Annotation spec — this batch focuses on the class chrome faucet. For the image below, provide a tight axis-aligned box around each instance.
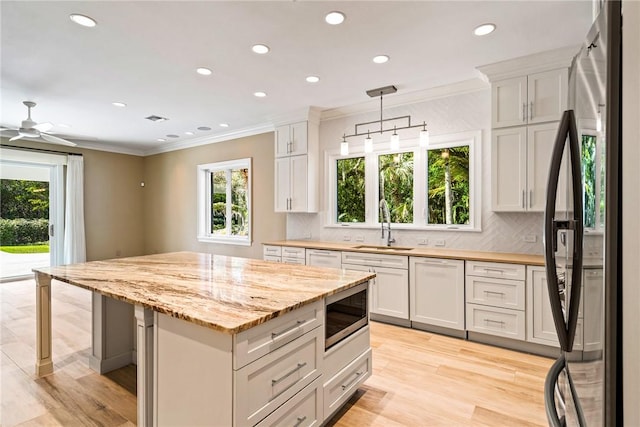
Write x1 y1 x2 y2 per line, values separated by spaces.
379 199 396 247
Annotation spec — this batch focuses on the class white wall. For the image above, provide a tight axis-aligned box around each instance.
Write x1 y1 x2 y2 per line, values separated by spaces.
287 88 567 255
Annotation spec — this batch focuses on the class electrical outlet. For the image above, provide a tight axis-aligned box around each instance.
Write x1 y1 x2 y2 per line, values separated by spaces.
343 235 352 242
523 234 537 243
418 238 429 245
434 239 445 247
355 235 365 242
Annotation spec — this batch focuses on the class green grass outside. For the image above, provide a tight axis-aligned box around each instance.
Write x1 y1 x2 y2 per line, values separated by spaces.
0 244 50 254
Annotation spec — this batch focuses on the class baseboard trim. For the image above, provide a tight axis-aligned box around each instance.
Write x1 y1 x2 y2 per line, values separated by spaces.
89 351 134 374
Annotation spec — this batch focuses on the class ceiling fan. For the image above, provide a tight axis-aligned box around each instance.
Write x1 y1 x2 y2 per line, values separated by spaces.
0 101 76 146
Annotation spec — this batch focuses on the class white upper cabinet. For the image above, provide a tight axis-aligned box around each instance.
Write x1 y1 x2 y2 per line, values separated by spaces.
275 121 308 157
492 122 566 212
274 119 319 213
492 68 568 128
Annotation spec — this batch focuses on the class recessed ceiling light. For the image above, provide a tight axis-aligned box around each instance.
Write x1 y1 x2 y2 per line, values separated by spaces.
157 138 166 142
252 44 270 54
325 11 345 25
373 55 389 64
198 126 212 131
474 23 496 36
57 123 71 128
185 131 195 135
254 91 267 98
306 76 320 83
196 67 212 76
219 123 229 128
112 102 126 107
70 14 97 27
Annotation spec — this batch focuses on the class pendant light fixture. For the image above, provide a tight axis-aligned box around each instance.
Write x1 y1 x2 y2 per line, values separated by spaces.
340 85 429 152
364 131 373 153
340 134 349 155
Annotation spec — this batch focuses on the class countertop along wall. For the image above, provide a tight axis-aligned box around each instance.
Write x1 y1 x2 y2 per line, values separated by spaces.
142 132 286 260
286 87 553 255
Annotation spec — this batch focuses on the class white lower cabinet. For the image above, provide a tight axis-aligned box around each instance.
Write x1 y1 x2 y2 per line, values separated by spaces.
305 249 341 269
341 253 409 321
526 266 560 346
465 261 526 340
409 257 465 330
323 348 372 419
255 377 322 427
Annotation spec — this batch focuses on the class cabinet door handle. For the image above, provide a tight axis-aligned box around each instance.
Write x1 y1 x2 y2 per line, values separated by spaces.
529 101 534 120
484 318 506 327
522 103 526 122
271 320 305 339
293 416 307 427
522 190 526 209
341 371 363 390
484 290 506 297
271 362 307 386
530 189 534 208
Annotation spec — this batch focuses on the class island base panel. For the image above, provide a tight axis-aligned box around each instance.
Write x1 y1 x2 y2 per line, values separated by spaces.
35 272 53 376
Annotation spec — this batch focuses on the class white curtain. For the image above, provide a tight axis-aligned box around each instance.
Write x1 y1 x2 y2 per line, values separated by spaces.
63 155 86 264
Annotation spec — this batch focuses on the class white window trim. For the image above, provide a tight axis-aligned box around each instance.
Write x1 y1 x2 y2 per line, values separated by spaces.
325 130 482 232
197 158 252 246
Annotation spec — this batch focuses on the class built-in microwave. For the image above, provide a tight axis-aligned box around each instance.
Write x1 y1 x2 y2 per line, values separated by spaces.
325 282 369 350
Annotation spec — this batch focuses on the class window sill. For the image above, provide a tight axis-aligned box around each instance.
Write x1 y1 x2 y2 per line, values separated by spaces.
197 236 252 246
324 223 482 233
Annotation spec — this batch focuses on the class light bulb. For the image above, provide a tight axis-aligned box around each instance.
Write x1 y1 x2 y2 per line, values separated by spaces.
390 130 400 150
420 129 430 147
340 140 349 156
364 135 373 153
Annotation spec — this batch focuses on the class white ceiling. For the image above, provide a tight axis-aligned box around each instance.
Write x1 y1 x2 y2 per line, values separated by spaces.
1 1 593 155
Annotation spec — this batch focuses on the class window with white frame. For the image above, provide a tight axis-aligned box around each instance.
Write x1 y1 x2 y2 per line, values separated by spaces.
197 158 251 245
327 131 481 231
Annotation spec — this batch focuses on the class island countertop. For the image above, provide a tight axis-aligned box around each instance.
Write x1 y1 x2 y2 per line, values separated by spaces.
33 251 375 334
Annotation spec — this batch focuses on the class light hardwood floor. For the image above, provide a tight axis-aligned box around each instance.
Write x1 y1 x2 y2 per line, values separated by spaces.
1 279 553 426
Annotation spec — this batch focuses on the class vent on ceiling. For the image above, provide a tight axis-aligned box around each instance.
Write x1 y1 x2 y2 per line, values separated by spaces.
145 115 169 122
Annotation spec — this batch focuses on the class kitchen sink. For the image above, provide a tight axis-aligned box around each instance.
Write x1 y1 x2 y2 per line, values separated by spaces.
353 245 414 252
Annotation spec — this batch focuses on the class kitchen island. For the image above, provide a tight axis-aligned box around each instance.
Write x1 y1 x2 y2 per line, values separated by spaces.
33 252 374 426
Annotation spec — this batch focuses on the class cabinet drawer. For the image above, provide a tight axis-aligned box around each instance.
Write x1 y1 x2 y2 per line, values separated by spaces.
282 257 306 265
306 249 342 269
466 304 525 340
465 276 525 311
264 255 282 263
254 377 322 427
466 261 526 281
342 251 408 269
264 245 282 257
234 300 322 369
323 348 372 419
234 327 322 427
282 246 306 259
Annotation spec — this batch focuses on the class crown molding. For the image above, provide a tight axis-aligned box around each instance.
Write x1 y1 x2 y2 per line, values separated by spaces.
476 45 580 82
73 140 146 156
319 79 488 122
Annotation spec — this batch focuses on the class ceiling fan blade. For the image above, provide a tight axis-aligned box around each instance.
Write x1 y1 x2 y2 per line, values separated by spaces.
34 122 53 132
41 133 77 147
9 135 25 142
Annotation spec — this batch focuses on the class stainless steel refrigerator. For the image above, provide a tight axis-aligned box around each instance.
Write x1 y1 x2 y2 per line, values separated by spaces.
543 1 622 426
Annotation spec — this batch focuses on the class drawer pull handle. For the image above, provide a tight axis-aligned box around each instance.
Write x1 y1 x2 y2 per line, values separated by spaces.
484 290 505 297
484 318 505 327
312 251 332 256
341 371 363 390
272 362 307 386
272 320 306 339
484 268 504 275
293 416 307 427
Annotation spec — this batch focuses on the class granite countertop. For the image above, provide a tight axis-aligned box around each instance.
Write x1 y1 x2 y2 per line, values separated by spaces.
33 252 374 334
263 240 546 266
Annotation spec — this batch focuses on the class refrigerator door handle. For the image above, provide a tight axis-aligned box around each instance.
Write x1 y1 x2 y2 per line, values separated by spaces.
543 110 584 352
545 356 587 427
